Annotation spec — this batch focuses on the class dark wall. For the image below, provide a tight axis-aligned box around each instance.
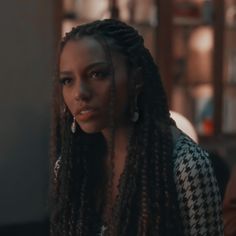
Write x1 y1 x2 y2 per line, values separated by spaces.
0 1 56 225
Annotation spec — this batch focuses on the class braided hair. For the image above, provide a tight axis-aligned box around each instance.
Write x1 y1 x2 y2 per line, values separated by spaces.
50 19 183 236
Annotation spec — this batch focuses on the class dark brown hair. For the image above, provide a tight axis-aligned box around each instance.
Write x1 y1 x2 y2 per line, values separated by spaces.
50 19 183 236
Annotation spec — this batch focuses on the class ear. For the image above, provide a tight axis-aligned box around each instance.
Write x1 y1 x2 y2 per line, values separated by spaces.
132 67 144 95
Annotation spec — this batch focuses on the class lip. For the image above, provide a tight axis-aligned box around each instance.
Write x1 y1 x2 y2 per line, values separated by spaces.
75 106 98 122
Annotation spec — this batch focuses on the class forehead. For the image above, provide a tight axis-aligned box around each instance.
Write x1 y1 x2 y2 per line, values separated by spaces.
60 36 107 66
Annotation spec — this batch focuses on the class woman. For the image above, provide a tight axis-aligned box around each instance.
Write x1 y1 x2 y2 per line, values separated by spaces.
50 19 223 236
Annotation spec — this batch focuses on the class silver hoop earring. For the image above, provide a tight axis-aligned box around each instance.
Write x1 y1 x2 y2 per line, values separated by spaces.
63 106 66 113
71 117 76 133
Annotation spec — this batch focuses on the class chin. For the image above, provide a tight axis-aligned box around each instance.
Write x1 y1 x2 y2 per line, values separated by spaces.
78 123 106 134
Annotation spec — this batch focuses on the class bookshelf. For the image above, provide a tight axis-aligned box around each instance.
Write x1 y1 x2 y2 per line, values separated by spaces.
59 0 236 159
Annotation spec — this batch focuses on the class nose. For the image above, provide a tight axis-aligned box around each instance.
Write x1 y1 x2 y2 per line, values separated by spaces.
74 82 92 102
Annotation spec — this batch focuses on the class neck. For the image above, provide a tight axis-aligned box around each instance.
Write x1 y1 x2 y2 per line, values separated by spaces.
102 124 131 161
101 124 132 215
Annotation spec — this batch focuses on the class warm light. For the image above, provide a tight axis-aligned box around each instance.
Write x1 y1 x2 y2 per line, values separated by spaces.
192 84 213 98
118 0 130 21
226 6 236 26
189 26 213 52
187 26 213 83
134 0 157 24
75 0 109 20
170 111 198 143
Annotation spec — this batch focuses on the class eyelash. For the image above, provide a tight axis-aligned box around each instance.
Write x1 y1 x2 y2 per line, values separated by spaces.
59 69 111 85
59 77 72 85
88 69 110 80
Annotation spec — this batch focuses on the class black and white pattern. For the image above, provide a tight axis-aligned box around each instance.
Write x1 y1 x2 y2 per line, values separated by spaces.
55 133 224 235
173 134 223 236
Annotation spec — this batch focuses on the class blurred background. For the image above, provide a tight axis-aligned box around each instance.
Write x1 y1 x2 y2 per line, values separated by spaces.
0 0 235 235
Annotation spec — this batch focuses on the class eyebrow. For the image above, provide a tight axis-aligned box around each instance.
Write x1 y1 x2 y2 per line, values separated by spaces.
85 61 110 71
60 61 111 76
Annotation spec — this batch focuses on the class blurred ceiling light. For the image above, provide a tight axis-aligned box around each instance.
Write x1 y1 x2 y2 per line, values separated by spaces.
75 0 109 20
134 0 157 25
189 26 213 52
226 6 236 26
192 84 213 98
118 0 130 21
63 0 75 13
187 26 213 83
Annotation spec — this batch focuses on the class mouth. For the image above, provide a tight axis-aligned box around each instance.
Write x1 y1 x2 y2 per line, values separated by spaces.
76 108 97 122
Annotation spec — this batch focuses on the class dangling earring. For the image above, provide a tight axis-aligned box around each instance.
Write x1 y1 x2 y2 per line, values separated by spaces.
131 95 139 122
63 106 66 113
61 104 67 120
71 117 76 133
54 156 61 183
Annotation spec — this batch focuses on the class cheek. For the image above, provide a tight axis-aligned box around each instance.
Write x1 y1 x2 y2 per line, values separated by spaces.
93 83 111 104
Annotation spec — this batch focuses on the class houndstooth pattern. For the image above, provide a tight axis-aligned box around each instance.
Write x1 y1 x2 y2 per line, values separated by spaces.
173 134 224 236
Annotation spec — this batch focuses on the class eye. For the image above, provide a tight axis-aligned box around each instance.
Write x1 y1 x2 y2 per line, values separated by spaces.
59 77 73 86
88 69 111 80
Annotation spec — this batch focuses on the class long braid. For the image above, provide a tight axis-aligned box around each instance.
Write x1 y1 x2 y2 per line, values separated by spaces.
75 143 88 235
141 46 183 235
147 49 184 235
137 112 150 236
53 114 74 235
153 123 164 233
113 126 138 235
50 19 184 236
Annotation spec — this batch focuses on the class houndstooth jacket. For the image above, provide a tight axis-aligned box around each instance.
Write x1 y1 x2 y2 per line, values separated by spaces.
54 132 224 235
173 133 224 235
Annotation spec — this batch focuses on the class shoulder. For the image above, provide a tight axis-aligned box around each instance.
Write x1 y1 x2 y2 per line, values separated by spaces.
170 127 212 183
173 133 210 175
172 132 218 202
172 133 224 235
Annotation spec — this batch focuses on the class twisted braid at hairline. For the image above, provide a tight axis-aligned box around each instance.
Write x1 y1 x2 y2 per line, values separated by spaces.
50 18 183 236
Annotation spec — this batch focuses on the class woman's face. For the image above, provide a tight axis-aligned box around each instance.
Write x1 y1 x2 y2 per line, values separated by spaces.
59 36 130 133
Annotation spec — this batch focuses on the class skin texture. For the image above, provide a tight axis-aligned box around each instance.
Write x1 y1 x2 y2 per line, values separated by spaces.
59 37 130 134
59 37 134 204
